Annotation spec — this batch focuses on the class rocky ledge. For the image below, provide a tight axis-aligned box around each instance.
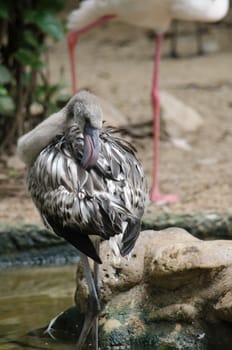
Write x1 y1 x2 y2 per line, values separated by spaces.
0 212 232 269
0 223 79 268
71 228 232 349
1 216 232 348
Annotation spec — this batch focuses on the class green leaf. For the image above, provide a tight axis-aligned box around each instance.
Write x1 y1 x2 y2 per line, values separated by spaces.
47 83 62 95
0 95 15 115
0 86 8 95
24 12 64 40
22 71 32 87
0 2 8 19
37 14 64 40
37 0 65 13
0 65 12 84
14 49 44 68
23 30 39 48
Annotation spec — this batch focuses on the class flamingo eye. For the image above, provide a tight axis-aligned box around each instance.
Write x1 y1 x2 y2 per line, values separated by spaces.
78 190 86 199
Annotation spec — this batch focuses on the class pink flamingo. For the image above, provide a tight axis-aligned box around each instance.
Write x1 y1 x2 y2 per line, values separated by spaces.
67 0 229 203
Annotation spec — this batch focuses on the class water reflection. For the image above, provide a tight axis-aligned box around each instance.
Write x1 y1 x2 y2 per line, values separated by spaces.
0 266 76 350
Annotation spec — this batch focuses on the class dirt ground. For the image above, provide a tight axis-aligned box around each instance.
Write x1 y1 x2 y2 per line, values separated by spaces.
0 20 232 225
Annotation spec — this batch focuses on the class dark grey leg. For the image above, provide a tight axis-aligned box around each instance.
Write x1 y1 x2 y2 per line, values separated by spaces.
170 21 179 58
92 240 100 349
196 23 204 56
76 252 100 350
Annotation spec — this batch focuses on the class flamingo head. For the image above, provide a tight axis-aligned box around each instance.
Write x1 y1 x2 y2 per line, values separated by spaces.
67 90 103 169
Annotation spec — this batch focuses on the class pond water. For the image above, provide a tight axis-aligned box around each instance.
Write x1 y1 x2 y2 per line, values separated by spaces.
0 266 77 350
0 266 157 350
0 266 231 350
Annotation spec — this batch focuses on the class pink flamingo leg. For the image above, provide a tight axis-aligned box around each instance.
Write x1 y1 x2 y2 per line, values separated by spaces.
150 33 179 203
67 15 116 94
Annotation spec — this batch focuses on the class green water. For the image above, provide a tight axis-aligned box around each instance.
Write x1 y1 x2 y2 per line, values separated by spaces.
0 266 77 350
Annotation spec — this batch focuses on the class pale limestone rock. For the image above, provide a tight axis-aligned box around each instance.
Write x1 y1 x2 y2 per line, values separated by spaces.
160 91 204 138
148 303 198 322
75 227 232 326
214 270 232 322
91 92 204 144
145 230 232 289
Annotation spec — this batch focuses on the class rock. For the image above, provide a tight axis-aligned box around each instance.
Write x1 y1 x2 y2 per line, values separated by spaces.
99 92 204 143
160 91 204 138
99 316 206 350
1 213 232 268
74 228 232 348
214 275 232 322
0 224 80 268
39 307 206 349
201 39 221 54
170 137 192 151
142 212 232 239
144 230 232 290
0 224 63 254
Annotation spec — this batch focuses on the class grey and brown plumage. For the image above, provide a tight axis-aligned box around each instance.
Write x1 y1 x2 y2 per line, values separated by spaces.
17 90 148 349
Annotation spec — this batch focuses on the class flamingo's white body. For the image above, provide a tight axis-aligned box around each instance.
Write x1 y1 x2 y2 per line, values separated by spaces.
67 0 229 202
68 0 229 32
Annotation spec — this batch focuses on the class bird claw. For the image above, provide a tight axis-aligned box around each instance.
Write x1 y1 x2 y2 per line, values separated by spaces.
150 190 180 204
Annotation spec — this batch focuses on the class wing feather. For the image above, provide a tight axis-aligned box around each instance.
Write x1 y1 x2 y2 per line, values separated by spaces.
27 125 148 262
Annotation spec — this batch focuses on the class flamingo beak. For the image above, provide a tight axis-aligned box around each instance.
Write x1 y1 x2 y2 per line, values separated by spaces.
81 124 100 169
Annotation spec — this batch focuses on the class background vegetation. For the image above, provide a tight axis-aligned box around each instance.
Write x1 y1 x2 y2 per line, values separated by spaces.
0 0 67 153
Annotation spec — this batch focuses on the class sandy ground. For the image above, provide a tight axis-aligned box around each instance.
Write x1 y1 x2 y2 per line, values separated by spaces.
0 20 232 224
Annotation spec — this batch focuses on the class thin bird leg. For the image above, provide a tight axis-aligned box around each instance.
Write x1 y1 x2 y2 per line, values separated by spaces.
150 33 180 203
196 23 204 56
91 309 99 350
170 21 179 58
76 252 101 350
67 15 116 94
91 239 100 348
94 240 100 296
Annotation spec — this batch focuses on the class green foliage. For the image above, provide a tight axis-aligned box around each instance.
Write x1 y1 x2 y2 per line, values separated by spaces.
0 66 15 116
24 11 64 40
0 65 12 84
0 2 8 18
0 95 15 116
0 0 67 152
14 49 45 68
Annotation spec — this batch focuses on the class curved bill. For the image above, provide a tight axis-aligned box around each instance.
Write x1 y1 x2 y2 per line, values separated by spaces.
81 126 100 169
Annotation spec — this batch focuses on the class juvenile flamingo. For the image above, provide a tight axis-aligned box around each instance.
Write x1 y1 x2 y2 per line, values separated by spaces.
17 90 148 349
67 0 229 203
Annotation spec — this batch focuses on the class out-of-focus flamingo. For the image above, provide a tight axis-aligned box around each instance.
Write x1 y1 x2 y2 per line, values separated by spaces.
67 0 229 202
